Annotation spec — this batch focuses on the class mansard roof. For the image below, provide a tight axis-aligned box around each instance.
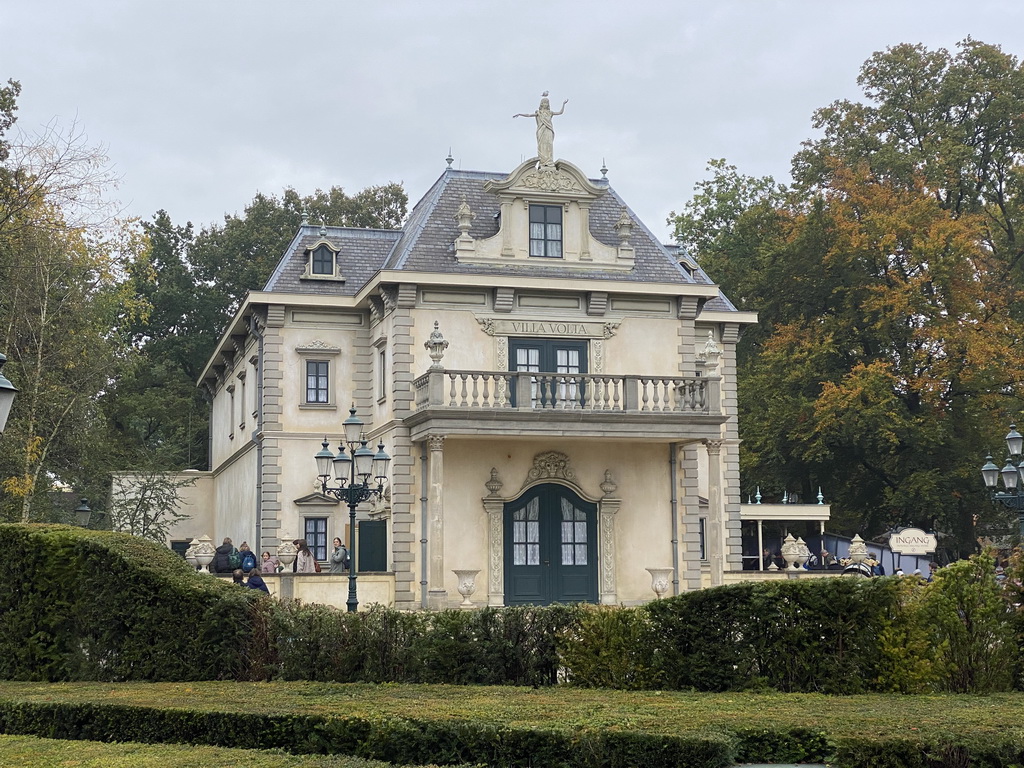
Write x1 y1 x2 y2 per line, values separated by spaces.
261 165 731 297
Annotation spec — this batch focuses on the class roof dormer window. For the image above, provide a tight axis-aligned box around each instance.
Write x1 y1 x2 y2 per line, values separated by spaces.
302 239 345 282
311 244 334 275
529 204 562 258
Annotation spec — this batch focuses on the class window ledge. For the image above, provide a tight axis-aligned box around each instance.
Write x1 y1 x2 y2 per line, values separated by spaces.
300 273 346 283
300 403 337 410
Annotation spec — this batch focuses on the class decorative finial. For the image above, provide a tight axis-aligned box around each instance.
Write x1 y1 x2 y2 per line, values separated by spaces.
446 148 454 168
817 487 824 505
600 470 617 497
300 206 309 226
485 468 503 497
319 220 327 237
755 486 761 504
425 321 449 370
614 208 633 246
600 158 608 178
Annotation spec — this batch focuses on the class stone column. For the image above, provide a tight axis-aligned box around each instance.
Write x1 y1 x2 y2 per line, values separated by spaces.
426 434 448 609
704 439 725 587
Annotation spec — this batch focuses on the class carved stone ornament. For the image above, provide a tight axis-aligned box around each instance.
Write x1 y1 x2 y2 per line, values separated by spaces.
521 167 582 193
599 470 617 497
455 197 475 234
521 451 576 489
295 339 341 354
424 321 449 370
485 468 503 497
614 208 634 245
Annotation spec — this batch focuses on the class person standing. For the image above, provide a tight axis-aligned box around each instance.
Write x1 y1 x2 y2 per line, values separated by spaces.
294 539 317 573
238 542 257 573
213 537 236 574
330 537 349 573
246 567 270 594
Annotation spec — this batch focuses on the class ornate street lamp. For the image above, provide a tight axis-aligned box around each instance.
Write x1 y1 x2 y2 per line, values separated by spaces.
981 423 1024 537
74 498 93 528
0 353 18 436
314 406 390 612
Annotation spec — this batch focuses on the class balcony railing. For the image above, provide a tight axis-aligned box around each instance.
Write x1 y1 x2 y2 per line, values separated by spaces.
413 369 719 414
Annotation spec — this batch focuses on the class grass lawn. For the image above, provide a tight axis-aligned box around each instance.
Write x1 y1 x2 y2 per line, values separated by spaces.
1 681 1023 742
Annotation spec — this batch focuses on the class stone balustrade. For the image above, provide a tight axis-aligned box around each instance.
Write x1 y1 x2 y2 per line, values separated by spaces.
413 369 719 414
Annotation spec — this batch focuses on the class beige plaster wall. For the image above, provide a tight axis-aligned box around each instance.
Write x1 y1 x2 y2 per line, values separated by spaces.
430 437 678 608
214 444 258 547
164 470 215 545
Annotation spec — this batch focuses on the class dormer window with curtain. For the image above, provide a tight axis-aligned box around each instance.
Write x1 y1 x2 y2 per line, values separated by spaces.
529 204 562 258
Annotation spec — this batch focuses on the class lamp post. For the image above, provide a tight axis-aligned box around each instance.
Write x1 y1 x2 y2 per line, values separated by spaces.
73 498 93 528
981 423 1024 538
314 406 390 613
0 352 18 436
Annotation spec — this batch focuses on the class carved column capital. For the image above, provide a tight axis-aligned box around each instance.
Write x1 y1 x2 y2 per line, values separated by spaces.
427 434 446 452
703 439 724 455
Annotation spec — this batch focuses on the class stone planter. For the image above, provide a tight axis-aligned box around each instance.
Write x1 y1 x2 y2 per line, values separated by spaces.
645 567 674 598
453 569 480 608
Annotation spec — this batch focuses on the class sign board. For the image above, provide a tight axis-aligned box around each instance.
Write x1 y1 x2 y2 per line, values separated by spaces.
889 527 937 555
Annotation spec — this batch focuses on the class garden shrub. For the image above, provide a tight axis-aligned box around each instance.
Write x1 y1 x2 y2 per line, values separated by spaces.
0 524 262 682
920 551 1016 693
558 605 659 689
644 576 904 693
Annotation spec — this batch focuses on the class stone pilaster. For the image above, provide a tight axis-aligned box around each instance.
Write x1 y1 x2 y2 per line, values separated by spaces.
389 291 417 609
483 496 504 606
704 439 725 587
598 497 621 604
678 443 703 591
720 323 743 570
426 434 447 609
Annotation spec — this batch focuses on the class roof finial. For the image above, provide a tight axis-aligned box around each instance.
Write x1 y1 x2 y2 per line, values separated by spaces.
600 158 608 178
445 148 453 168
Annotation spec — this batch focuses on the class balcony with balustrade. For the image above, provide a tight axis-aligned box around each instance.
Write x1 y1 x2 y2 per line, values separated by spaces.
406 367 727 441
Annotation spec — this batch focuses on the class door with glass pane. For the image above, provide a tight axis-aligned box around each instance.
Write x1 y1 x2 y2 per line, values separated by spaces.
509 339 587 408
504 484 598 605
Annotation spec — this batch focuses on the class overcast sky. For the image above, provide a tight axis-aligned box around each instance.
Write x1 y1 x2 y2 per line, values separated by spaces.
3 1 1023 241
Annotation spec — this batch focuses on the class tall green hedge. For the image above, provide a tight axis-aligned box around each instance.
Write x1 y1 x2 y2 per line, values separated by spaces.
0 524 260 682
2 523 1018 696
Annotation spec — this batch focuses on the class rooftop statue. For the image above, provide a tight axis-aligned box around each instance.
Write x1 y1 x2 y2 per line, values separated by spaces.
514 91 568 167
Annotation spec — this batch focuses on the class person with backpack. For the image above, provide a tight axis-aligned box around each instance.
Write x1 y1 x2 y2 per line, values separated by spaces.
238 542 257 573
329 537 349 573
213 537 237 574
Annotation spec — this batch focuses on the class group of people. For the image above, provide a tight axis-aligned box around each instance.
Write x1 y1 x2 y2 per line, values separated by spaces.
209 536 351 590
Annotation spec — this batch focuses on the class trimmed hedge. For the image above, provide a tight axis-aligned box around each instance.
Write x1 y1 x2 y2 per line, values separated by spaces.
0 524 261 682
3 524 1019 697
0 700 736 768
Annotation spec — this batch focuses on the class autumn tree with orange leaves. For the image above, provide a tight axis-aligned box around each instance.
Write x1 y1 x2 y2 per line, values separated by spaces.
672 39 1024 556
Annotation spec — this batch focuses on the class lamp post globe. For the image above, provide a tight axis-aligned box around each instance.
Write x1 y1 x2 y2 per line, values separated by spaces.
981 425 1024 538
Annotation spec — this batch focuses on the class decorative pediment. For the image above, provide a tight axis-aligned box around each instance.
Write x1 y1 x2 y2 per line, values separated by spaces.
293 492 340 506
294 339 341 355
484 158 606 201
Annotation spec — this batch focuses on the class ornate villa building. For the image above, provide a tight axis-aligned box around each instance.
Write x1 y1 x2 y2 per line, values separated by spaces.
163 96 773 609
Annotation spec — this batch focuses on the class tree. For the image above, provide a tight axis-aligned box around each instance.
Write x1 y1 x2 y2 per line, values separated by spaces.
107 471 194 542
672 40 1024 553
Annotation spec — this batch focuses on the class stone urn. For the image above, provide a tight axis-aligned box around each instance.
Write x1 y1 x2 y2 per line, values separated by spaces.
193 535 216 573
184 538 200 571
453 569 480 609
795 537 810 569
849 534 869 564
277 537 298 572
645 567 674 599
780 534 801 570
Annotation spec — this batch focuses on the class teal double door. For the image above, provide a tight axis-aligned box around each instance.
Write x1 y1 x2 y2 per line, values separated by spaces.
504 483 598 605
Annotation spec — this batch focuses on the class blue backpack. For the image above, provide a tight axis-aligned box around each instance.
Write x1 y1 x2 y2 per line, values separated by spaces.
240 551 257 572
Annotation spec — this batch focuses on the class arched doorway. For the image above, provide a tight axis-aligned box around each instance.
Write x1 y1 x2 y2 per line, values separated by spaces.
503 483 598 605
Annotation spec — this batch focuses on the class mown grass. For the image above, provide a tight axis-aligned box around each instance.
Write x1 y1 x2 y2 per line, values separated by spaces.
2 681 1023 743
0 734 472 767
